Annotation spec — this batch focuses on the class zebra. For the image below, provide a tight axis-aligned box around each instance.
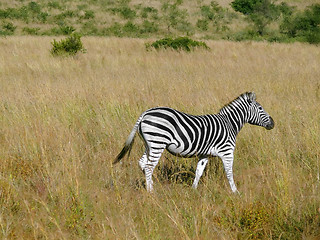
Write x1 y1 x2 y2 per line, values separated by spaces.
113 92 274 193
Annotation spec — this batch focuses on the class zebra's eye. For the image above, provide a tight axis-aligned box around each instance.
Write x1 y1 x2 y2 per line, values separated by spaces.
258 106 263 110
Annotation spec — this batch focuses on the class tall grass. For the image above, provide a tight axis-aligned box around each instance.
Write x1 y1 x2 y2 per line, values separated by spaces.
0 36 319 239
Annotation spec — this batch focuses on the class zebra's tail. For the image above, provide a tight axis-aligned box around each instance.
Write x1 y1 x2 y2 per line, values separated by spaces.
113 114 144 164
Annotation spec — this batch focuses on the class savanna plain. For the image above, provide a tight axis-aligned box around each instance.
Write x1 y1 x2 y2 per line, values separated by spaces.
0 37 320 239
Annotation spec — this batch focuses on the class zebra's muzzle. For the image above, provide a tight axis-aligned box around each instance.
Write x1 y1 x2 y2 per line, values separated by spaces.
265 116 274 130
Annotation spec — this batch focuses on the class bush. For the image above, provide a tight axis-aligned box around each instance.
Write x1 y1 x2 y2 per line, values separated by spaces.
140 20 159 34
60 25 76 35
82 10 95 19
146 37 209 52
198 1 230 33
280 4 320 44
22 27 40 35
140 6 158 19
231 0 280 35
161 2 192 34
196 19 209 31
109 7 136 20
0 22 16 35
50 33 86 56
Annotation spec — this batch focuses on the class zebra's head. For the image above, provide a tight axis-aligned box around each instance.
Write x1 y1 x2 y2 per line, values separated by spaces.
245 92 274 130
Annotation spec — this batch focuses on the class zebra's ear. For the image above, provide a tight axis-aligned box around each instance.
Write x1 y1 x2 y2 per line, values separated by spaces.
247 92 256 103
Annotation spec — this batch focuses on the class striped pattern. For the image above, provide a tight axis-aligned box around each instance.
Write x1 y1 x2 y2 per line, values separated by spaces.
114 92 274 193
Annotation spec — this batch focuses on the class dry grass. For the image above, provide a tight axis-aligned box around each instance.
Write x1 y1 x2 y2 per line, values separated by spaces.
0 36 320 239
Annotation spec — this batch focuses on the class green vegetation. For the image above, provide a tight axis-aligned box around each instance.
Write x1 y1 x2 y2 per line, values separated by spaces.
50 33 86 56
146 37 209 51
231 0 281 35
280 4 320 44
0 0 318 44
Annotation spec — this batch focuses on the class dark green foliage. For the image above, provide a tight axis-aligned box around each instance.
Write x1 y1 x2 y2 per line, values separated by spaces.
231 0 261 15
231 0 280 35
51 34 86 56
280 4 320 44
278 2 296 16
0 22 16 35
147 37 209 52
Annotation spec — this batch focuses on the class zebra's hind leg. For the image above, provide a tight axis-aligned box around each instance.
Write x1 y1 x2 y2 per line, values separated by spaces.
138 151 148 173
144 147 165 192
192 157 208 189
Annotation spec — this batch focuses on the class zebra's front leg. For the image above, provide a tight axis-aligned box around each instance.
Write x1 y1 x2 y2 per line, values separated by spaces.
221 154 239 194
192 157 208 189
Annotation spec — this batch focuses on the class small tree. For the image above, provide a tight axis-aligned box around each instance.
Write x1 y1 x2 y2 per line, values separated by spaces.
231 0 280 35
197 1 230 33
51 33 86 56
161 0 192 34
280 4 320 44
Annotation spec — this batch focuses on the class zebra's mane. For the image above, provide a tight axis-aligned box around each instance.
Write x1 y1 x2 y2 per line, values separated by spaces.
218 92 256 113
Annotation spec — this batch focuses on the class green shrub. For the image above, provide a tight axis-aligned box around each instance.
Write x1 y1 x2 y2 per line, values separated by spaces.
147 37 209 52
50 33 86 56
161 1 191 33
37 12 49 23
82 10 95 19
109 6 136 20
60 25 76 35
280 4 320 44
196 19 209 31
140 6 158 19
140 20 158 34
28 1 41 14
47 1 63 10
122 21 139 34
198 1 230 33
231 0 281 35
101 23 123 37
22 27 40 35
0 9 9 19
0 22 16 35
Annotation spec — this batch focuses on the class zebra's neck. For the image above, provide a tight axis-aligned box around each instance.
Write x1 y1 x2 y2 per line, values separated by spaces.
218 98 249 135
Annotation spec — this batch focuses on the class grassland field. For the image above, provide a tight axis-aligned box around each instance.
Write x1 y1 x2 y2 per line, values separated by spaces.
0 36 320 239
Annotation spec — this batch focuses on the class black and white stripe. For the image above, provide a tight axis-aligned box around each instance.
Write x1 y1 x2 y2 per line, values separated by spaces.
114 92 274 193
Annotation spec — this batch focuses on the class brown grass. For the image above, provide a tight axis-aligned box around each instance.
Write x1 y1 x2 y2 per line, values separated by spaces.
0 36 320 239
